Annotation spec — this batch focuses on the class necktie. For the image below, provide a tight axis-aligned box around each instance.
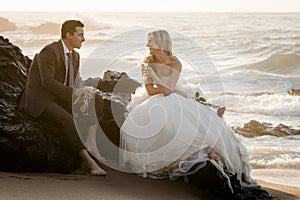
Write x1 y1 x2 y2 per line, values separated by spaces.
66 52 74 86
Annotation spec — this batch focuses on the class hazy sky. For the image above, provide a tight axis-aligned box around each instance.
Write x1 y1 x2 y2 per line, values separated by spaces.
1 0 300 12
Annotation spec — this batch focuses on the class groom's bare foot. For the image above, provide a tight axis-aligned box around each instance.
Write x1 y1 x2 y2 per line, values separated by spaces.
79 149 107 176
87 160 107 176
85 142 107 162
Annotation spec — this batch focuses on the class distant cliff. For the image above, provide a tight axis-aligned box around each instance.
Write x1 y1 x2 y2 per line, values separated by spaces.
0 17 17 32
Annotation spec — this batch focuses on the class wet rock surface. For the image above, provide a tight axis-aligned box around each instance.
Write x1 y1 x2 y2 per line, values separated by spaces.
234 120 300 137
0 36 139 173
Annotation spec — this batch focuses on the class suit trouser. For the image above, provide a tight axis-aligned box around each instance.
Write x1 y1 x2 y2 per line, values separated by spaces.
41 101 85 154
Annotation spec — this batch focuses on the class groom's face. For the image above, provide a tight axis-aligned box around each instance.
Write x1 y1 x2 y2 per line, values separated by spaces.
68 27 85 49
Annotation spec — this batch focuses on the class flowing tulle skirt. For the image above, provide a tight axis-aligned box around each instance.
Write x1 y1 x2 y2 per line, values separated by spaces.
120 86 256 191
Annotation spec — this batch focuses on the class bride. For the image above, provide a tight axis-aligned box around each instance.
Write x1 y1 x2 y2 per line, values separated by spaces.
119 30 256 192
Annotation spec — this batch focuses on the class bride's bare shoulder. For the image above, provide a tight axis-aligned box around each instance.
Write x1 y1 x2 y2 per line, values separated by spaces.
168 56 182 69
172 56 181 64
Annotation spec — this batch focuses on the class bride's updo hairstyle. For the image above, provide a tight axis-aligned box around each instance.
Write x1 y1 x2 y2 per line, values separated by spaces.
149 30 173 56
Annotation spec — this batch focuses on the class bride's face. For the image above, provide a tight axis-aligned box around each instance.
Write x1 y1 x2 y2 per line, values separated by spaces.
146 34 160 52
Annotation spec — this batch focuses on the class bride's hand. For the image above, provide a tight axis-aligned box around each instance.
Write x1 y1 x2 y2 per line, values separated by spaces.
142 63 153 77
144 54 154 63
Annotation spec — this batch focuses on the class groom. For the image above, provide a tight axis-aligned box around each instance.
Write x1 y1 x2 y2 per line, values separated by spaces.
19 20 106 176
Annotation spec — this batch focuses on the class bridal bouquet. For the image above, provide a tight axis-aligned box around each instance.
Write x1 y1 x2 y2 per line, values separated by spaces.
73 87 97 115
194 91 226 118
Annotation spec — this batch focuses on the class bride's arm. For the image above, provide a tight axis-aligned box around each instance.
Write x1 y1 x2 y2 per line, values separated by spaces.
173 89 187 97
143 75 160 96
144 82 173 96
145 82 186 97
143 62 182 96
143 74 169 96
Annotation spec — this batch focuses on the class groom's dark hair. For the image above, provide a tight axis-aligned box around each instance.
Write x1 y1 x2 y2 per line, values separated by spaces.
61 20 84 39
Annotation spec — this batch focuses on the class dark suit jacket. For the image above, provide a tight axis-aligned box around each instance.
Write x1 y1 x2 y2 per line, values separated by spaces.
19 40 80 117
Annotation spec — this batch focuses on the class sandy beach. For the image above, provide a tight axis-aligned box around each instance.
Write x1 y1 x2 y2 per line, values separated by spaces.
0 166 299 200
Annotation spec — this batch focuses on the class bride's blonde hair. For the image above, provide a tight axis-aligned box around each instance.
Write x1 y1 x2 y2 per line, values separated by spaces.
148 30 173 55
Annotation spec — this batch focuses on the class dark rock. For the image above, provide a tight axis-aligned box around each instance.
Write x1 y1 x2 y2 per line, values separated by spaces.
0 36 82 173
188 161 273 200
95 70 140 147
83 77 102 88
97 70 140 95
288 89 300 96
0 36 140 173
234 120 300 137
83 70 141 148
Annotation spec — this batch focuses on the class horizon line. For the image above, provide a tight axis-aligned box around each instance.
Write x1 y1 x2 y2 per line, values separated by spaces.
0 10 300 13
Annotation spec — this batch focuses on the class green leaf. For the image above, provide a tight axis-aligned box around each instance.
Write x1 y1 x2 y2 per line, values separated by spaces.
194 91 220 110
199 97 206 102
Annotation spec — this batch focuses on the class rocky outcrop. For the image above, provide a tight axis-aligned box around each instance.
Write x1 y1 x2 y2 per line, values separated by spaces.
188 161 272 200
288 89 300 96
234 120 300 138
94 70 140 147
0 36 140 173
0 36 81 172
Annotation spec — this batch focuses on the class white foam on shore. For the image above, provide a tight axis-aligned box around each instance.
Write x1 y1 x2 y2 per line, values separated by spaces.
251 168 300 188
222 93 300 117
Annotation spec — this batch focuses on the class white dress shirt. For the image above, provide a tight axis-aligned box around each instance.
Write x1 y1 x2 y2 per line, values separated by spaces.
61 40 72 85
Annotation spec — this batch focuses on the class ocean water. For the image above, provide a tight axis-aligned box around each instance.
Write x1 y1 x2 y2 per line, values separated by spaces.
1 12 299 188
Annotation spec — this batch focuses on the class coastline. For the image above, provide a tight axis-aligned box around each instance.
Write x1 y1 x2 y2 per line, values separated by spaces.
0 167 299 200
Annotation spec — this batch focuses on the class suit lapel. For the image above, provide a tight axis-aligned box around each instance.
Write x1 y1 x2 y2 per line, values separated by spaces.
57 39 67 70
57 39 70 84
57 40 79 82
72 51 79 78
71 51 76 68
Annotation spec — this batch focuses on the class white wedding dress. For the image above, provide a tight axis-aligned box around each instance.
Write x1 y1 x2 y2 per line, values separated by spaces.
120 77 256 192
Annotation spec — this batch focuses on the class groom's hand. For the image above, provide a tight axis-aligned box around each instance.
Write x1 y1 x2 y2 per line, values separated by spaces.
74 88 93 97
